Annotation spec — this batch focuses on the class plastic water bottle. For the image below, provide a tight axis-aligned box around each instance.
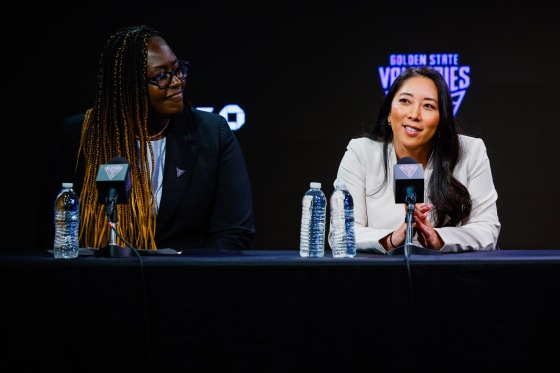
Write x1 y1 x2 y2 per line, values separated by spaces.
299 182 327 257
329 181 356 258
53 182 80 259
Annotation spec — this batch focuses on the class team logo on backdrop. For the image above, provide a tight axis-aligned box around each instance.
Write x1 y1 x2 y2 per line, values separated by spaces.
378 54 471 116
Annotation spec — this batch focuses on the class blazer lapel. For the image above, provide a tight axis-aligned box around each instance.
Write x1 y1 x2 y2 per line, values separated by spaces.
156 129 198 234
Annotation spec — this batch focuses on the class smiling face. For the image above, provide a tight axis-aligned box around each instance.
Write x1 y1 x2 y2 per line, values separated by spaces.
146 36 185 120
388 75 440 164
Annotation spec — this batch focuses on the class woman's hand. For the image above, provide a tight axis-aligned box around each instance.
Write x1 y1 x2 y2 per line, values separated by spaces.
384 222 407 251
413 203 443 250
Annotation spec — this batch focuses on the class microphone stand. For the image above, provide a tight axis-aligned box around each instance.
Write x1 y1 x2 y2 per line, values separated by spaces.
404 193 416 258
97 197 133 258
388 187 442 256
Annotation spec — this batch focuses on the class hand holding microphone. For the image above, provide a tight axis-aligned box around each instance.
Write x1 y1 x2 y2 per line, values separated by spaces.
389 157 441 255
390 203 435 249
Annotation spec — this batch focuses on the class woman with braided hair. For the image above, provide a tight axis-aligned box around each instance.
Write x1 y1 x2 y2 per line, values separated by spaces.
37 25 255 251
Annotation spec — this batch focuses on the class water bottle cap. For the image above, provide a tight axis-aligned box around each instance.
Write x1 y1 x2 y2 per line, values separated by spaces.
310 182 321 188
62 182 73 188
334 180 347 189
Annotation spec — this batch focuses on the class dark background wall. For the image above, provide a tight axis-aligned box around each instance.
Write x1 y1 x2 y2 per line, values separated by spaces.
9 2 558 250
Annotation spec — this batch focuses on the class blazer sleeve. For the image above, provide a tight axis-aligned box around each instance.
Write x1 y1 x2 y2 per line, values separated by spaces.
436 136 501 252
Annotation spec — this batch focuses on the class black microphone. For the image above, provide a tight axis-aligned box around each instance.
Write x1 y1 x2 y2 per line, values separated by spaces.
95 157 134 258
393 157 424 204
388 157 440 256
96 156 132 207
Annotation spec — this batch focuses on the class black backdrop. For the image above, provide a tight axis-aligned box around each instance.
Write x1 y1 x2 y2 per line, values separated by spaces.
10 2 559 251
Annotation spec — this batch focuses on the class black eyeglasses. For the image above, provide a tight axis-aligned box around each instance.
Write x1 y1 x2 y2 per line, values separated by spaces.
147 60 190 89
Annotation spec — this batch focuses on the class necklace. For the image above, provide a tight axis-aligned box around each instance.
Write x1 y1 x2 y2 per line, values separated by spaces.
148 119 170 140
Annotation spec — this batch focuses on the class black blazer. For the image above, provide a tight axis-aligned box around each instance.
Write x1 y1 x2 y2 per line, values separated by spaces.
37 108 255 251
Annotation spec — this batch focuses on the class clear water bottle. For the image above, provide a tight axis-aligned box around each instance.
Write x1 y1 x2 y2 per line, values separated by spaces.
329 181 356 258
53 182 80 259
299 182 327 257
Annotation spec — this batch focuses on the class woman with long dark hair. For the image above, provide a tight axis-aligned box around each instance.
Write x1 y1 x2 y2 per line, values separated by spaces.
329 67 500 253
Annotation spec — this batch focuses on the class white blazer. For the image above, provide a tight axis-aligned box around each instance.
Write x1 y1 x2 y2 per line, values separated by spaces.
329 135 501 254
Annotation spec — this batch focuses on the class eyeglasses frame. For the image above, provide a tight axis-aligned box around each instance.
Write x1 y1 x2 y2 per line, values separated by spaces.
147 60 190 89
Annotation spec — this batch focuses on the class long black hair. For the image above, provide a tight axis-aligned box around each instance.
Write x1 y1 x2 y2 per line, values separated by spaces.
365 67 472 227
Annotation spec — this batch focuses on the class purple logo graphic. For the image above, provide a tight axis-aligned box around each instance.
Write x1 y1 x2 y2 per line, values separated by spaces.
104 165 124 180
378 53 471 116
399 164 419 178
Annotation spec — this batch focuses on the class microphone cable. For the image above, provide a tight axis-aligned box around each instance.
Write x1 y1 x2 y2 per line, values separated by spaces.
108 222 154 371
403 204 423 372
403 247 422 371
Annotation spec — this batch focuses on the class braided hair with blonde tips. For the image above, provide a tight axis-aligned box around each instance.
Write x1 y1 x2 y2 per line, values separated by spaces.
77 25 167 250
